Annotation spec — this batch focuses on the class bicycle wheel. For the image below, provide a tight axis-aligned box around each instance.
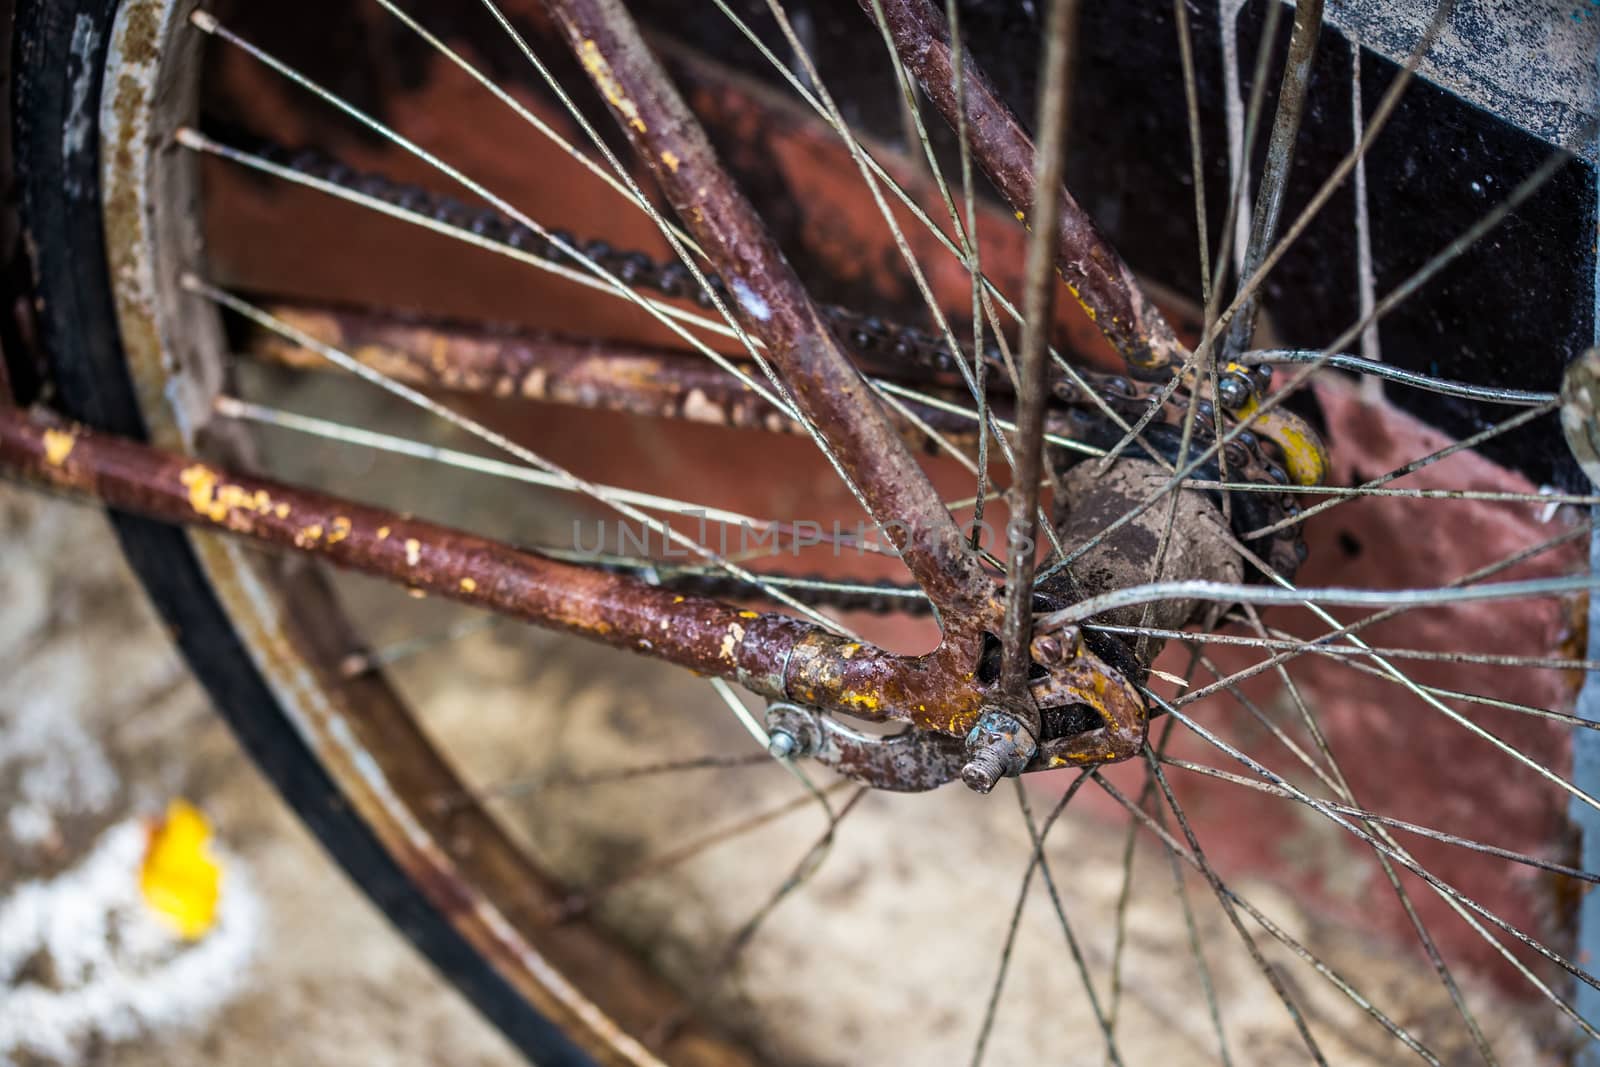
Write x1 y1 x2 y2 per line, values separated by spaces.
9 0 1599 1063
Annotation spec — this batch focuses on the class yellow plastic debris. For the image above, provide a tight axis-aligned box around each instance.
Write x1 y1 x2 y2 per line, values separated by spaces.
140 800 222 941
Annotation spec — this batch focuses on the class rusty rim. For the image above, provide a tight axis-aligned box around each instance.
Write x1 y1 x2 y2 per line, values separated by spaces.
100 1 759 1062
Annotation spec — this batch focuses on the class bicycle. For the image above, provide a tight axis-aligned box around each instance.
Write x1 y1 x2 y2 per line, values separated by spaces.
2 0 1598 1062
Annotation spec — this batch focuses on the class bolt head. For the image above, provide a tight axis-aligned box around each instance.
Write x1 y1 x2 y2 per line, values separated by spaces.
1217 374 1253 411
767 729 799 760
1033 633 1064 666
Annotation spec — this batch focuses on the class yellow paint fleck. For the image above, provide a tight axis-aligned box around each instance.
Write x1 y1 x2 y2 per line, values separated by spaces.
294 524 324 548
42 428 76 467
660 149 681 173
327 516 352 544
840 690 881 712
407 587 427 599
459 577 478 593
377 526 391 540
140 799 221 941
577 40 647 133
404 538 422 566
672 595 685 603
180 465 221 520
1014 210 1026 222
179 465 283 525
738 610 758 619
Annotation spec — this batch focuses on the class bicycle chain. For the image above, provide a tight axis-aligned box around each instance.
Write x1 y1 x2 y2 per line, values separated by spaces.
242 137 1307 590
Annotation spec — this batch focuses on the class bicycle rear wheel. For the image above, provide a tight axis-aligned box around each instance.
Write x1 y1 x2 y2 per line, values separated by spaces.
13 0 1600 1063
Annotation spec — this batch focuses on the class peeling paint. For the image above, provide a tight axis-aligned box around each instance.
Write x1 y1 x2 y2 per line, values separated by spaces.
719 622 745 661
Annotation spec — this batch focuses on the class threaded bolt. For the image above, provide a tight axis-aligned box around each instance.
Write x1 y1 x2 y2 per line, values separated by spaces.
960 749 1008 794
961 706 1037 794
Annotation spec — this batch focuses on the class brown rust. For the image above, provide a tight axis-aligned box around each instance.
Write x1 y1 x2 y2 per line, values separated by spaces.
865 0 1188 375
0 403 1005 733
3 404 790 680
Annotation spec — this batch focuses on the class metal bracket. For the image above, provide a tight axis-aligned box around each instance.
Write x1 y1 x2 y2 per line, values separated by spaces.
764 703 966 792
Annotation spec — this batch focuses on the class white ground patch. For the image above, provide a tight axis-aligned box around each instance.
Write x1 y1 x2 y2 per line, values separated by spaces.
0 819 261 1065
1 484 522 1067
0 678 120 849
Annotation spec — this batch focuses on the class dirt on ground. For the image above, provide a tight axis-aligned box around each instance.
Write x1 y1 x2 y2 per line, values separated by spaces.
0 483 520 1067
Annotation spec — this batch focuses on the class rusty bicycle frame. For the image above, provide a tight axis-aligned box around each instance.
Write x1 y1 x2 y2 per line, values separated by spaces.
1 0 1184 779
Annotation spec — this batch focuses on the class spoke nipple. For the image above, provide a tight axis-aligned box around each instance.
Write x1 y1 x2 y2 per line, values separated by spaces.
189 9 218 33
767 729 799 760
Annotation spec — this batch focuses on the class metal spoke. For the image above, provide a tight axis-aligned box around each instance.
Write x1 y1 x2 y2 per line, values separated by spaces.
1230 597 1497 1064
443 753 772 811
1148 688 1600 1011
1191 632 1600 1040
1105 766 1442 1064
1202 0 1454 356
1177 524 1590 708
373 0 704 260
1000 0 1079 702
1041 572 1599 632
1086 622 1600 674
707 0 1185 482
753 0 1067 561
1221 0 1323 358
1124 760 1332 1064
944 0 996 546
651 785 869 1046
969 770 1092 1067
1158 755 1600 885
557 781 855 919
1013 777 1123 1067
174 131 787 413
338 614 504 679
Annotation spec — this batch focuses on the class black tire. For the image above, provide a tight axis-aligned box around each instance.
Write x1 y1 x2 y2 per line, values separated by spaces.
11 3 589 1062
